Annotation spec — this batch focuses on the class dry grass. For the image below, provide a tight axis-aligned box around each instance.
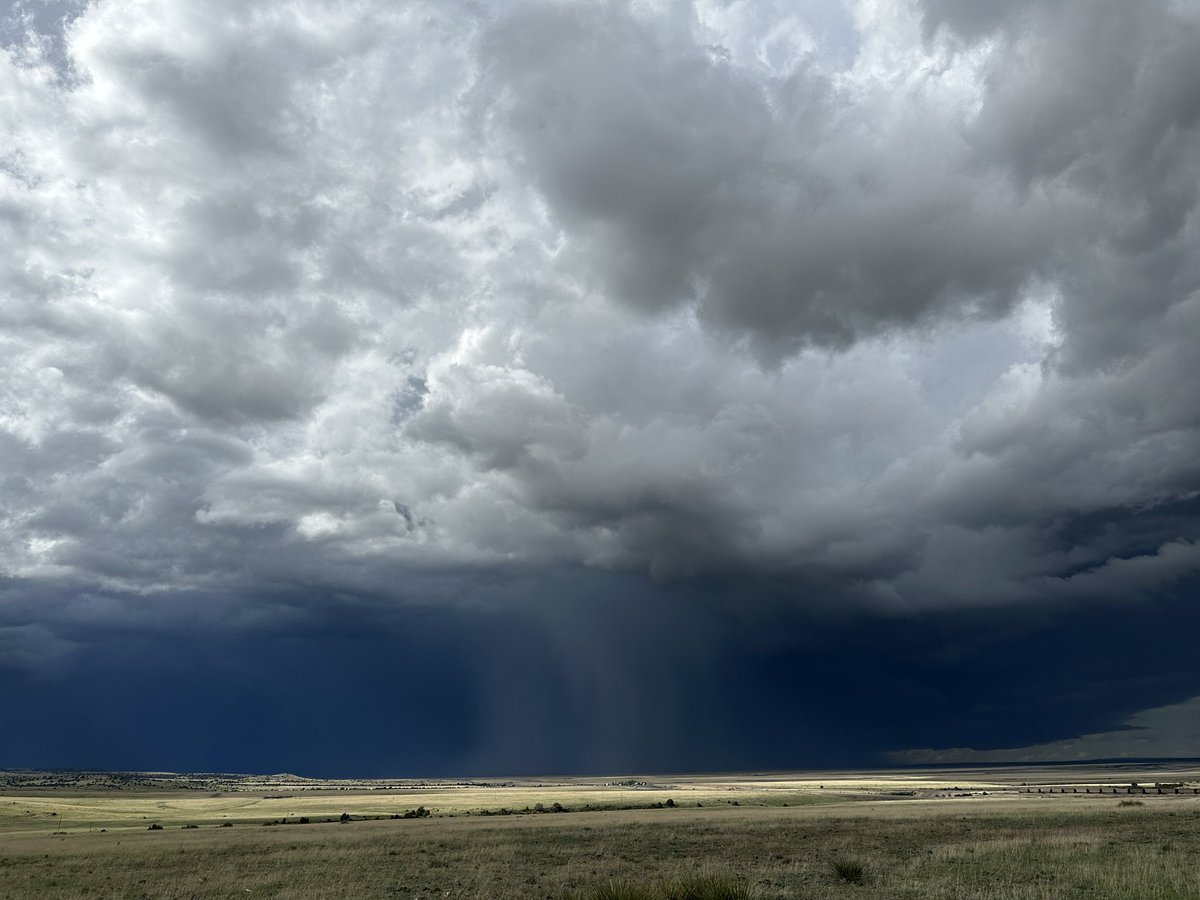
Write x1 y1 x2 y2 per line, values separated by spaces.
1 795 1199 898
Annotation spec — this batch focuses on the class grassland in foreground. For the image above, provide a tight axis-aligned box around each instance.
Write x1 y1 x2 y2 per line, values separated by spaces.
1 764 1199 899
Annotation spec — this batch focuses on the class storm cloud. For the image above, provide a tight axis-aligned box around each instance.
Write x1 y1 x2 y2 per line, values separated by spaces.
2 0 1199 773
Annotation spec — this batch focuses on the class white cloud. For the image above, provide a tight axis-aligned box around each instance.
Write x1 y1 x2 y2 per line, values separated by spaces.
0 0 1197 618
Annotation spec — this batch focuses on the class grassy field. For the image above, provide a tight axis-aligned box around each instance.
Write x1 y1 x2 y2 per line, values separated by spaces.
1 765 1198 898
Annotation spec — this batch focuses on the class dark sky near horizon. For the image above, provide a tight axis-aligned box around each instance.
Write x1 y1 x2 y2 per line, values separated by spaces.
2 0 1199 777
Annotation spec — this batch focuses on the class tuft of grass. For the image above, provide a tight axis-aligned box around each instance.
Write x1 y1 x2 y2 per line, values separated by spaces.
581 883 653 900
571 876 756 900
1118 800 1144 807
664 876 756 900
830 856 867 885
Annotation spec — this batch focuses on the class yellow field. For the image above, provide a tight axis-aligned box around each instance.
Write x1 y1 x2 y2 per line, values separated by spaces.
4 763 1197 836
0 784 836 835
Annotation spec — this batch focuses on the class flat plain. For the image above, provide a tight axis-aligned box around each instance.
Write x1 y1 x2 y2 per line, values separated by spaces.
2 762 1199 898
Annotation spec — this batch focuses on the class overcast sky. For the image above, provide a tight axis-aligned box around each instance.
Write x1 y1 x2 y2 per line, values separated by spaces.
2 0 1199 776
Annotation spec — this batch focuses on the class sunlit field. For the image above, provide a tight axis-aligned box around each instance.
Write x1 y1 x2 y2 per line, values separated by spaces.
2 764 1198 898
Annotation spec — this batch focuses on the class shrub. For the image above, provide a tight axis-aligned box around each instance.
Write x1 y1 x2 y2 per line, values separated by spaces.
830 857 867 884
1118 800 1144 807
147 823 163 831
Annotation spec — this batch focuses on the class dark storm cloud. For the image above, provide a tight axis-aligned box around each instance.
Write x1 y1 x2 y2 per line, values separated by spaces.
4 571 1199 774
3 0 1200 773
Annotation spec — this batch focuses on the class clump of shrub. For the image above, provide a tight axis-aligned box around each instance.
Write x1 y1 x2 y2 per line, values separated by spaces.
830 857 867 885
1118 799 1144 807
147 823 163 831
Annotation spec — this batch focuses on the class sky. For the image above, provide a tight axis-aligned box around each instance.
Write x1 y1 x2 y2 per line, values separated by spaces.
1 0 1199 777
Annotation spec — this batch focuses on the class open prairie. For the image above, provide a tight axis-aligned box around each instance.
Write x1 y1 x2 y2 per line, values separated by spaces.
2 763 1199 898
